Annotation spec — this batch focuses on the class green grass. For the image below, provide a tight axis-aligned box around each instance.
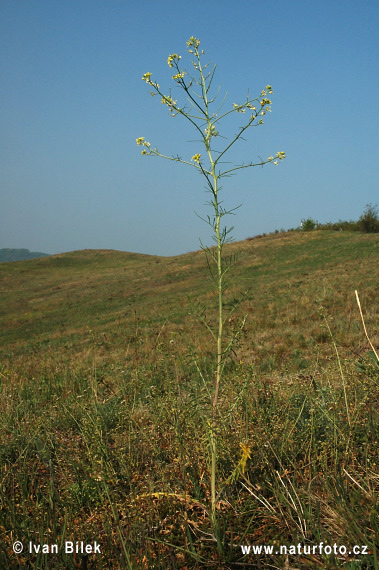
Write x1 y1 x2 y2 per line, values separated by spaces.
1 230 379 568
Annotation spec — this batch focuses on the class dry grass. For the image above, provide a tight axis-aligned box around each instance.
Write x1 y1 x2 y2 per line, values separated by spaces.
0 230 379 568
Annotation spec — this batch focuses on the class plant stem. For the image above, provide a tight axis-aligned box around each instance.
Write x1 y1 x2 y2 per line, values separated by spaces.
211 171 223 523
196 47 224 521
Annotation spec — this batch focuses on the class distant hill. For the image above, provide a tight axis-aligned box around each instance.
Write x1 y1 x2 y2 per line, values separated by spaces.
0 248 50 262
1 231 378 358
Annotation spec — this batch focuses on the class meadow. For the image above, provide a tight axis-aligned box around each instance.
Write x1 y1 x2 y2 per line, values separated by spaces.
1 229 379 568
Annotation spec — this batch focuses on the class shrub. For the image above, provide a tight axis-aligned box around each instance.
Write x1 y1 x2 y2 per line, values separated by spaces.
301 218 317 231
358 203 379 233
317 220 359 232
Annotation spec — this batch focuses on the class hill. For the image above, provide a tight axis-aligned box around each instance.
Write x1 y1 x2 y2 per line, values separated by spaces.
0 247 50 262
1 232 378 361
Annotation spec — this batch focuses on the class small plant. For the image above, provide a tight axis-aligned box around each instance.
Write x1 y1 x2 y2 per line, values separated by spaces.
137 37 285 532
358 203 379 233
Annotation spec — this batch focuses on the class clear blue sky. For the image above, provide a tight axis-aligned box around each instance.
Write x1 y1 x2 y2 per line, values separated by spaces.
1 0 378 256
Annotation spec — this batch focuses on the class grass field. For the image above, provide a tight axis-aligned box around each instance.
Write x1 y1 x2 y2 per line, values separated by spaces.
1 230 379 568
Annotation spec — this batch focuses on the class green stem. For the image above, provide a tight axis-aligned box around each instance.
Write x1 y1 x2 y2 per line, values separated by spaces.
196 45 223 523
210 171 222 524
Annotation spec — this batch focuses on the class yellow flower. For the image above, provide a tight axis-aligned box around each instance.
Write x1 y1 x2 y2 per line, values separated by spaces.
239 443 251 474
172 72 185 81
167 53 181 67
204 124 218 138
161 95 176 106
187 36 200 48
192 154 201 163
136 137 151 149
233 103 245 113
142 72 152 82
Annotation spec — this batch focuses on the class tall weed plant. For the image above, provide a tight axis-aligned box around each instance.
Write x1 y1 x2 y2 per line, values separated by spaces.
137 36 285 531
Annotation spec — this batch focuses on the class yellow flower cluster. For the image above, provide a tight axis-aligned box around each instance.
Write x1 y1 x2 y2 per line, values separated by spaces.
172 71 185 81
136 137 151 155
268 151 286 165
142 72 159 89
160 94 179 116
186 36 200 49
161 95 176 106
233 103 246 113
204 124 218 138
191 154 201 163
167 53 181 68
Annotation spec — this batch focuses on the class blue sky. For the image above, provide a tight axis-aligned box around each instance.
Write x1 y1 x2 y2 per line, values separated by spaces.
1 0 378 256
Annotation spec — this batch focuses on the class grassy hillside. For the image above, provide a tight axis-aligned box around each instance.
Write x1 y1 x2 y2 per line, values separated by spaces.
1 232 378 368
1 231 379 568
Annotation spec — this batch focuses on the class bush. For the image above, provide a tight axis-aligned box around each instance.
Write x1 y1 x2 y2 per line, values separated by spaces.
317 220 359 232
301 218 317 231
358 203 379 233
